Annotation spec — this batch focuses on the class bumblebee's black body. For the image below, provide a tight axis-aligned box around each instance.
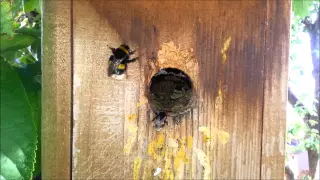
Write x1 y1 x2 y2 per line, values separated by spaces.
152 111 168 131
108 44 137 76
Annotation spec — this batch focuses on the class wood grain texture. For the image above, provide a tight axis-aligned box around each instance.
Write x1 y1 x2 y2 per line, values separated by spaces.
71 0 290 179
42 0 72 179
261 1 291 179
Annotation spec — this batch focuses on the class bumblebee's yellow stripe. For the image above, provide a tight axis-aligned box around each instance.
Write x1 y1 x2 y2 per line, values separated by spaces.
119 45 129 55
118 64 126 69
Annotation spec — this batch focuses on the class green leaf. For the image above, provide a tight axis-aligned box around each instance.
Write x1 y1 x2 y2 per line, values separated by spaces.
310 129 319 134
0 34 36 54
15 61 41 176
0 1 14 36
0 59 37 180
0 50 23 67
30 38 41 61
15 27 40 38
308 120 318 126
292 0 314 19
12 0 23 17
23 0 40 13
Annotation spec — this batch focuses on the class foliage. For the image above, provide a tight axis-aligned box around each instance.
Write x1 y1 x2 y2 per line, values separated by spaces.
287 0 320 178
0 59 37 180
0 0 41 179
292 0 317 20
286 109 320 154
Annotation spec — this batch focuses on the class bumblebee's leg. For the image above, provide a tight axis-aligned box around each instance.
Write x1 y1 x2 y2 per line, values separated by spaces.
109 55 114 60
127 57 139 63
164 120 169 126
129 49 136 55
151 114 159 122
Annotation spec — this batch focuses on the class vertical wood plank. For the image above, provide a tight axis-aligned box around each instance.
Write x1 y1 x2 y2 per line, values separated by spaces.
42 0 72 179
261 0 291 179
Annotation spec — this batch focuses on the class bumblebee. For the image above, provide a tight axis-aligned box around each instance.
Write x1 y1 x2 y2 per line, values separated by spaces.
108 44 138 79
149 68 194 130
152 111 168 131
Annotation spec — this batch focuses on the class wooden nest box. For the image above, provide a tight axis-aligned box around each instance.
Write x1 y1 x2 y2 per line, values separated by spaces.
43 0 291 179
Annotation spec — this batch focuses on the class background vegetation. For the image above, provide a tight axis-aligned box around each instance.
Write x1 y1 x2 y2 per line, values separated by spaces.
287 0 319 179
0 0 319 179
1 0 41 179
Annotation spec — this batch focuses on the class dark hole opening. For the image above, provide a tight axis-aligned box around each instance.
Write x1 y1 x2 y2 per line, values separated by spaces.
149 68 193 114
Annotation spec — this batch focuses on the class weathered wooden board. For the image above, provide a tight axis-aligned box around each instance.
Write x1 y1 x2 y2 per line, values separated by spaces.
261 1 290 179
42 0 290 179
42 0 72 179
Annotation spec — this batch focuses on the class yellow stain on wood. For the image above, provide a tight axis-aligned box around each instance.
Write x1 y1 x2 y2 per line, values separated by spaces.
133 157 142 180
128 124 138 133
163 148 174 180
148 133 166 160
173 144 187 171
148 141 157 160
136 101 147 108
136 96 148 107
142 160 153 180
218 81 222 96
157 133 165 149
216 129 230 145
164 169 174 180
199 126 211 144
172 138 192 179
215 81 223 106
128 113 137 121
187 136 193 150
199 126 230 146
144 135 194 179
221 36 232 64
123 124 138 154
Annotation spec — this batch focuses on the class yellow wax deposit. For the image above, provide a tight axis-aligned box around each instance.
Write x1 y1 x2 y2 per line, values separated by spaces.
148 141 157 160
123 124 138 154
164 170 174 180
217 130 230 144
147 133 166 160
184 155 190 164
136 99 147 107
199 126 210 136
187 136 193 149
221 36 232 64
174 147 186 171
202 135 211 143
133 157 142 180
123 142 131 154
199 126 230 145
142 161 153 180
199 126 211 144
128 113 137 121
156 133 165 148
128 124 138 133
163 147 174 180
